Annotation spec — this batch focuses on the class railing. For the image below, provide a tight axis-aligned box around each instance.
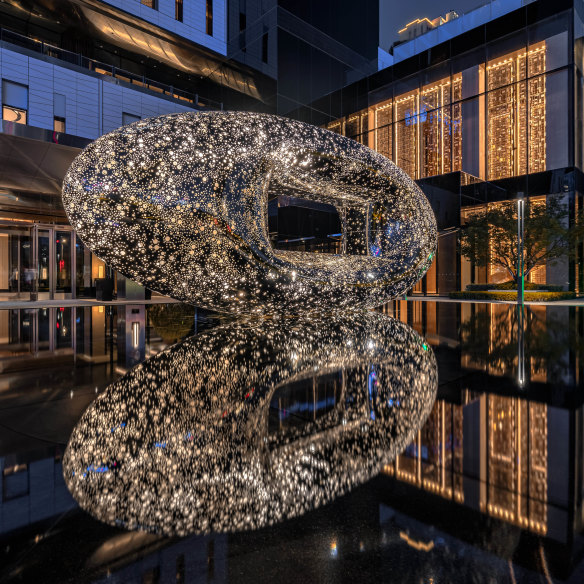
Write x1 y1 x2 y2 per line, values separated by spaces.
0 28 224 111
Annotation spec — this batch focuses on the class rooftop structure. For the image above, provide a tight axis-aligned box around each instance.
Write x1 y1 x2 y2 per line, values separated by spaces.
397 11 460 43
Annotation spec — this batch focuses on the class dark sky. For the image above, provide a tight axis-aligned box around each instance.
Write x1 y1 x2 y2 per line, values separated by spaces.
380 0 486 49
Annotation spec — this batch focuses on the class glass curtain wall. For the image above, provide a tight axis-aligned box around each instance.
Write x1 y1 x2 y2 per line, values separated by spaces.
327 30 568 181
325 15 570 291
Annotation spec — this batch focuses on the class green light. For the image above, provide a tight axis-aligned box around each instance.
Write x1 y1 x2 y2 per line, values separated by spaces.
422 343 428 351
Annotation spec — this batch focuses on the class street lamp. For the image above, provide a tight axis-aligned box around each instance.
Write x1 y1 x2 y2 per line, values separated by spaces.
517 192 525 306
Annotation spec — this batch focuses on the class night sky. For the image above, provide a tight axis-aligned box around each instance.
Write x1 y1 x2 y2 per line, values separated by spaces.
380 0 488 49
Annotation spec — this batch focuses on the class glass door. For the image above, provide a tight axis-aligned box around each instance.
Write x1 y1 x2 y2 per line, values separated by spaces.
0 226 34 298
55 231 72 295
37 229 51 297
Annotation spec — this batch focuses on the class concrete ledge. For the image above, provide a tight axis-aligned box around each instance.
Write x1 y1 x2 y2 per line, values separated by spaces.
0 297 181 310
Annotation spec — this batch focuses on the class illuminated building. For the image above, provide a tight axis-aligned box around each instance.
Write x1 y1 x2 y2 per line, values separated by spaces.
397 12 459 43
379 299 584 540
298 0 583 294
0 1 379 301
0 0 581 300
0 0 278 301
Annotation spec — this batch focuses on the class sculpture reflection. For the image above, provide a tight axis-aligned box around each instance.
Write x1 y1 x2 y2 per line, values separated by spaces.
63 312 437 536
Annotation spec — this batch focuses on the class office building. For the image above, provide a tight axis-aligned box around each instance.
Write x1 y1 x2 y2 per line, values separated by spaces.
227 0 380 115
291 0 582 294
0 0 276 301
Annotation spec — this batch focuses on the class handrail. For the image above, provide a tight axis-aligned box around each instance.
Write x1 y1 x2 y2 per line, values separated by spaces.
0 28 223 111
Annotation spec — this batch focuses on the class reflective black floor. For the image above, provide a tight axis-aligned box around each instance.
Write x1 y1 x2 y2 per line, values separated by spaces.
1 301 583 583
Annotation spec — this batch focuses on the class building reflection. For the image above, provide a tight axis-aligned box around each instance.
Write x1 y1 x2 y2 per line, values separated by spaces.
0 301 583 582
380 300 584 543
384 393 547 535
384 399 464 505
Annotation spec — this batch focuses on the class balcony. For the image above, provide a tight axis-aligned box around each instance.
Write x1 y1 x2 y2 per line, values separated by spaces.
0 28 223 111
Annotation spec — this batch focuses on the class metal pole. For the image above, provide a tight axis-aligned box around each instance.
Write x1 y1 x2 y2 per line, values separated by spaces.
517 303 525 387
516 192 526 387
517 193 524 306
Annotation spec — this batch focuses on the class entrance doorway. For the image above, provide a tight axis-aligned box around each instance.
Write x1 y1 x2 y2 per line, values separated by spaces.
0 223 75 300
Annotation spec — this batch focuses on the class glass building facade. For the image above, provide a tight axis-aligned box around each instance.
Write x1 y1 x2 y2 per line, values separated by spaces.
0 0 276 301
292 0 582 294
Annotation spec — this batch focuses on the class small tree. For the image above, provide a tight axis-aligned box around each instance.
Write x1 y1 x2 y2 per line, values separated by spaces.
459 197 576 284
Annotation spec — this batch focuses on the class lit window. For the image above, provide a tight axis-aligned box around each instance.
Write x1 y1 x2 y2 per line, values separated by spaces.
2 105 26 124
54 116 66 132
175 0 183 21
122 112 141 125
132 322 140 348
141 0 157 8
2 80 28 125
206 0 214 36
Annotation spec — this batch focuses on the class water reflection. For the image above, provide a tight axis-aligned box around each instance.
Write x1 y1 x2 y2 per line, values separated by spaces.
459 304 583 385
63 312 437 536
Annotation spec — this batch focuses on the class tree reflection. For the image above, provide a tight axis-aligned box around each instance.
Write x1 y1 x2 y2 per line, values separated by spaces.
460 305 582 383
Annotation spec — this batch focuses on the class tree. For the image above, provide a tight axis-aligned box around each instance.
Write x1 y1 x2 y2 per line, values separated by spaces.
459 197 578 284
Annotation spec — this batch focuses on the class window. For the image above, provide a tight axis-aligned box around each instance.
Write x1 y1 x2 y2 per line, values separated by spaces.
206 0 213 36
486 42 547 180
3 464 29 500
239 12 246 51
2 80 27 125
54 116 65 132
262 32 269 64
141 0 157 8
175 0 183 22
122 112 141 125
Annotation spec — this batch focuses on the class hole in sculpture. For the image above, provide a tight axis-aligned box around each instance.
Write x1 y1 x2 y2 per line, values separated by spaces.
269 195 342 254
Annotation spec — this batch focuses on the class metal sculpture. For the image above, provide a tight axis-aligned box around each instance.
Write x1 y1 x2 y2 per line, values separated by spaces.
62 112 437 314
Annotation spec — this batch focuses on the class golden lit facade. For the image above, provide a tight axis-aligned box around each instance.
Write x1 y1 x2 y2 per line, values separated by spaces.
327 41 548 182
383 392 548 536
461 197 548 286
487 42 547 180
381 301 551 535
384 399 464 504
486 395 547 533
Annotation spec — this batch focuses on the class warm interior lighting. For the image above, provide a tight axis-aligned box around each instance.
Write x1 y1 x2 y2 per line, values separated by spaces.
487 43 546 180
2 106 27 124
327 42 546 183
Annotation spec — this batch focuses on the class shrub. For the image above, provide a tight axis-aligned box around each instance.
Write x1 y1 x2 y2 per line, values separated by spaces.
466 281 563 292
450 291 576 301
